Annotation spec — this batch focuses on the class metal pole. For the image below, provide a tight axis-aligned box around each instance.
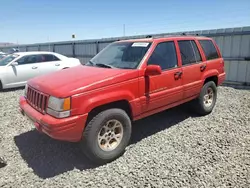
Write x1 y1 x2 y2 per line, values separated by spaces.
72 42 75 58
47 36 51 51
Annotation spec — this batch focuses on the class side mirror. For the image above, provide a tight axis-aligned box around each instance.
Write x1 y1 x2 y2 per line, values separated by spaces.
145 65 162 76
11 62 18 66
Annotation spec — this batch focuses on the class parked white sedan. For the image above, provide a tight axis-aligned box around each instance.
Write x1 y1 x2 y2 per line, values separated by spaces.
0 51 81 89
0 52 7 60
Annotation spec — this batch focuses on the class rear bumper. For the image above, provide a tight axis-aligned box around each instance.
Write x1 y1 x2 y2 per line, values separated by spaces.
19 96 88 142
218 72 226 86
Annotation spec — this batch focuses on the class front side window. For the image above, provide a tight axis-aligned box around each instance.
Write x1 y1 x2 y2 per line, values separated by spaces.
199 40 219 60
178 40 202 66
85 42 152 69
0 54 19 66
17 55 38 65
147 41 178 70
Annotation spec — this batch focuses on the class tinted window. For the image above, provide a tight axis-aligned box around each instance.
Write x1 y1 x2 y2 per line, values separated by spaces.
0 54 6 59
0 54 19 66
191 41 202 62
147 41 178 70
178 40 202 65
43 54 60 62
17 55 38 65
35 54 59 62
36 55 44 62
199 40 219 60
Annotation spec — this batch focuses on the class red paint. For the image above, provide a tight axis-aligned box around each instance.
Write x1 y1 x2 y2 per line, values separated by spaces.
20 96 87 142
144 65 162 76
19 36 226 142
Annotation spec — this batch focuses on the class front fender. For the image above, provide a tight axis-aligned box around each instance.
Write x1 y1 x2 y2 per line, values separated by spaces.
72 89 135 115
0 75 6 87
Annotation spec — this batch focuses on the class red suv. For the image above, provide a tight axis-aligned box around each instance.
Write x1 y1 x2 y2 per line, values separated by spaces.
19 36 226 164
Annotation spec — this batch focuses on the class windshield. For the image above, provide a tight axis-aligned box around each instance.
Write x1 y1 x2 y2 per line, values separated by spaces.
0 54 19 66
0 54 7 59
85 42 152 69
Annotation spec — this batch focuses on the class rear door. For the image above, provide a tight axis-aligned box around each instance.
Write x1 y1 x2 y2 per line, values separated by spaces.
141 41 183 112
37 54 62 76
198 39 223 74
177 40 206 99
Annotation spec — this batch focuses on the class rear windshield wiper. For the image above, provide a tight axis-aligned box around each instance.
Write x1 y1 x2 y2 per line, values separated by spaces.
95 63 116 69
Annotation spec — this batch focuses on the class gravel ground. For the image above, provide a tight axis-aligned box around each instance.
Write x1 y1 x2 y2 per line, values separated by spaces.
0 87 249 188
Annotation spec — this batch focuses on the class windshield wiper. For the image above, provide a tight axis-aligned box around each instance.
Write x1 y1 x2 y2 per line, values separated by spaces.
95 63 116 69
84 60 95 66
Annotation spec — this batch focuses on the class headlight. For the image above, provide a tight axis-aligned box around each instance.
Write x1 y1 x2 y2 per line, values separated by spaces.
47 96 71 118
24 84 28 96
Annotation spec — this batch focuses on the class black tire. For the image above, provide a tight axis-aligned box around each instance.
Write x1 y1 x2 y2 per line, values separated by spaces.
193 81 217 116
80 108 132 164
0 81 3 91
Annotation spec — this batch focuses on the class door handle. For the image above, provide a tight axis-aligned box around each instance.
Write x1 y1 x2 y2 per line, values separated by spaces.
200 64 206 72
174 71 182 80
32 66 38 69
55 63 60 66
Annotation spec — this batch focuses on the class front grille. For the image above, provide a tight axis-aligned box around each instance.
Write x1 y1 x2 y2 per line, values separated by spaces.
26 86 48 114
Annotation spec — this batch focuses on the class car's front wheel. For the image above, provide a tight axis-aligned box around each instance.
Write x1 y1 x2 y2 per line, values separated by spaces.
80 108 132 164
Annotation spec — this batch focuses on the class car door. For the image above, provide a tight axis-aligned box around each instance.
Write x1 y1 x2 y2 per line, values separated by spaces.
4 55 40 87
177 40 206 99
198 39 222 74
141 41 184 113
37 54 62 76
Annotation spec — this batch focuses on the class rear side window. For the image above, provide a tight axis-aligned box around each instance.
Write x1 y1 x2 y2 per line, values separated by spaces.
199 40 219 60
43 54 60 62
147 41 178 70
36 54 60 62
178 40 202 66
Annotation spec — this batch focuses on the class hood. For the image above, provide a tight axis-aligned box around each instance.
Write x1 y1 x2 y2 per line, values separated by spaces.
28 65 139 97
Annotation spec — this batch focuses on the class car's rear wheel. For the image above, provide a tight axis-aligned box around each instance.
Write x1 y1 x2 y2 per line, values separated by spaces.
80 108 132 164
194 81 217 115
0 81 3 91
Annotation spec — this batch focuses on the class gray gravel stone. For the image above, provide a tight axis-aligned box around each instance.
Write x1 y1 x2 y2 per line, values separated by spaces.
0 87 249 187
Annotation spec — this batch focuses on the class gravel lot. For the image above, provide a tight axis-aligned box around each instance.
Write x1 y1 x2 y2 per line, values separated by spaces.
0 87 249 187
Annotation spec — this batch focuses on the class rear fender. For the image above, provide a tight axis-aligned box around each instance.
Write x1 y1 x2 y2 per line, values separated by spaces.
202 69 219 83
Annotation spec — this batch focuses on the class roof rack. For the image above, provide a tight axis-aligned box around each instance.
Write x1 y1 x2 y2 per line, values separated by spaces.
120 33 204 41
150 33 202 39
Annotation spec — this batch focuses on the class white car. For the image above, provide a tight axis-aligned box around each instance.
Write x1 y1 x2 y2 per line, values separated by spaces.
0 54 7 60
0 51 81 89
0 52 7 60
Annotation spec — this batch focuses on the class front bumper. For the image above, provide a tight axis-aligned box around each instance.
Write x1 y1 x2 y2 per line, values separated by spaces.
19 96 88 142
